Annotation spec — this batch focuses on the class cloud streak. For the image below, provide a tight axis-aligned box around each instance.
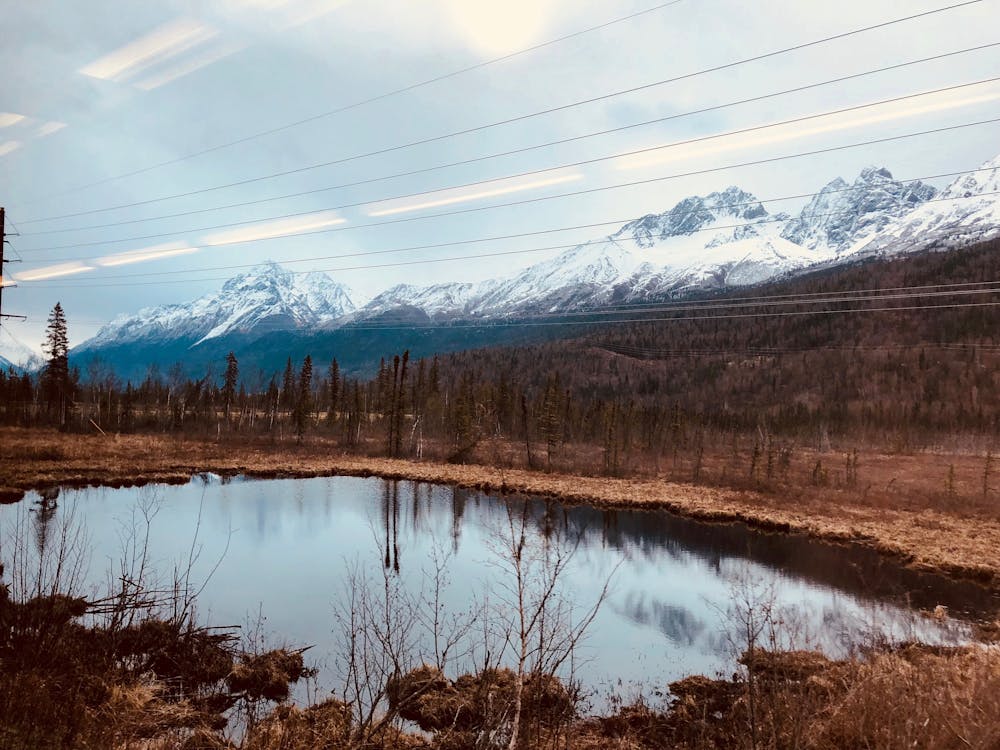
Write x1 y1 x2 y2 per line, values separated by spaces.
617 82 1000 171
79 18 220 86
95 242 199 267
0 141 22 158
366 172 585 216
15 262 95 281
202 211 347 244
0 113 27 128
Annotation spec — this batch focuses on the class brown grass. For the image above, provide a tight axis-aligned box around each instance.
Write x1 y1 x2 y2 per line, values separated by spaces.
3 427 1000 592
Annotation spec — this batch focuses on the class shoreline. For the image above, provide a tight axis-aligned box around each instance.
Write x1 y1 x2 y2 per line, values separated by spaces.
4 430 1000 594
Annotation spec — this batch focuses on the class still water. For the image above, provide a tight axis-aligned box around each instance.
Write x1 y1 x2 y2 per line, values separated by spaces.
4 475 995 702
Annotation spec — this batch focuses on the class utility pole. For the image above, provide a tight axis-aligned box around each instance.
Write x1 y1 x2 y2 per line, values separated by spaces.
0 206 5 320
0 206 27 326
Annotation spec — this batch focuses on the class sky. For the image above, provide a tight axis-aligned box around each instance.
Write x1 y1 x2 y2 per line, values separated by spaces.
1 0 998 353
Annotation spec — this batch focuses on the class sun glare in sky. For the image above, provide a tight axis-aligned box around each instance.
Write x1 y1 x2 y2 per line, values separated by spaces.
445 0 550 56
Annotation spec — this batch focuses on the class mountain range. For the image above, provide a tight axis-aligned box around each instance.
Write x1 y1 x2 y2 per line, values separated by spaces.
70 153 1000 377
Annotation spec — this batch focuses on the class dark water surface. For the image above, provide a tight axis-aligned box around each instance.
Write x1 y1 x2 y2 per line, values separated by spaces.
4 475 995 701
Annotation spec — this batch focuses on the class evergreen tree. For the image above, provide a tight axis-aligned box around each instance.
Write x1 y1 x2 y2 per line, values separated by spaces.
280 357 295 409
294 355 313 441
222 352 239 423
327 358 340 424
41 302 72 427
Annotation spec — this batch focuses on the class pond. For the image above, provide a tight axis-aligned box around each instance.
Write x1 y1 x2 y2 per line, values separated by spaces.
3 474 995 705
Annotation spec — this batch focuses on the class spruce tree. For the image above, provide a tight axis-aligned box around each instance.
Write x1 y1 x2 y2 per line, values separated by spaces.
327 358 340 424
41 302 72 427
222 352 239 423
281 356 295 409
294 355 313 441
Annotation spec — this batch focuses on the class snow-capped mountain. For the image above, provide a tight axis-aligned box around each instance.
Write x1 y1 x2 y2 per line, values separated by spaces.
74 154 1000 359
77 261 355 351
781 167 937 253
850 155 1000 257
0 326 39 372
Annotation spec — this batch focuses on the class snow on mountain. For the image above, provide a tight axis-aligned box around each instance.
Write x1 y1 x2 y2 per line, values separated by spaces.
471 237 644 313
77 261 356 351
360 280 497 320
460 187 819 313
781 167 937 253
620 187 771 250
0 326 39 372
621 233 827 301
849 154 1000 257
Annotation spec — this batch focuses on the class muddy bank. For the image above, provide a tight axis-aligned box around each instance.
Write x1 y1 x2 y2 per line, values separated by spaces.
3 427 1000 593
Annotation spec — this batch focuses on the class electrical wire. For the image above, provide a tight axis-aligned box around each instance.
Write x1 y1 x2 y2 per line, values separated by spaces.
15 0 689 206
50 276 1000 326
20 187 1000 294
18 183 1000 281
18 40 1000 238
15 0 985 223
17 112 1000 256
187 300 1000 332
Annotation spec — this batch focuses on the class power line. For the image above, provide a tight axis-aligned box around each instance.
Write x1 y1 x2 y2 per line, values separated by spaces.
15 0 689 207
187 300 1000 332
19 182 1000 282
49 277 1000 325
18 40 1000 238
17 116 1000 257
19 186 1000 291
595 341 1000 357
16 0 985 224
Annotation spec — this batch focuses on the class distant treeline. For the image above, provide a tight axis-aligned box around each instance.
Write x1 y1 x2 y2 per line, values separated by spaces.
5 237 1000 471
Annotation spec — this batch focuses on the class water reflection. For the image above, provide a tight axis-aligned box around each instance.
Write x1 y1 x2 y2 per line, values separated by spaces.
2 475 994 697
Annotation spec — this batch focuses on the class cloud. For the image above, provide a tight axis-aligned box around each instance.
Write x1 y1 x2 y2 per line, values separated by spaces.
616 82 1000 171
133 39 246 90
202 211 347 245
0 112 27 129
0 141 22 158
35 121 67 138
279 0 353 28
95 242 199 267
15 262 94 282
366 171 584 216
79 18 219 84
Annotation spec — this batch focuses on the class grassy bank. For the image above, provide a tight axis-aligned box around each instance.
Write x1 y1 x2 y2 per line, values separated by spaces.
3 426 1000 591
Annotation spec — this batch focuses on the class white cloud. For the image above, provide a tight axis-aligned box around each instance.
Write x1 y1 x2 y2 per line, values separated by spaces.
16 262 94 281
79 18 218 84
0 112 26 128
35 121 67 138
95 242 199 267
0 140 22 157
134 39 246 90
366 171 584 216
202 211 347 245
617 82 1000 171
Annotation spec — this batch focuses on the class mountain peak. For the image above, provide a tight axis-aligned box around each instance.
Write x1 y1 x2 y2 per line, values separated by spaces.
617 186 769 248
781 166 938 252
858 166 894 182
78 262 356 351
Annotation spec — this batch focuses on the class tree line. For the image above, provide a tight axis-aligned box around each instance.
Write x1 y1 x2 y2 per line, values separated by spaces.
5 237 1000 475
